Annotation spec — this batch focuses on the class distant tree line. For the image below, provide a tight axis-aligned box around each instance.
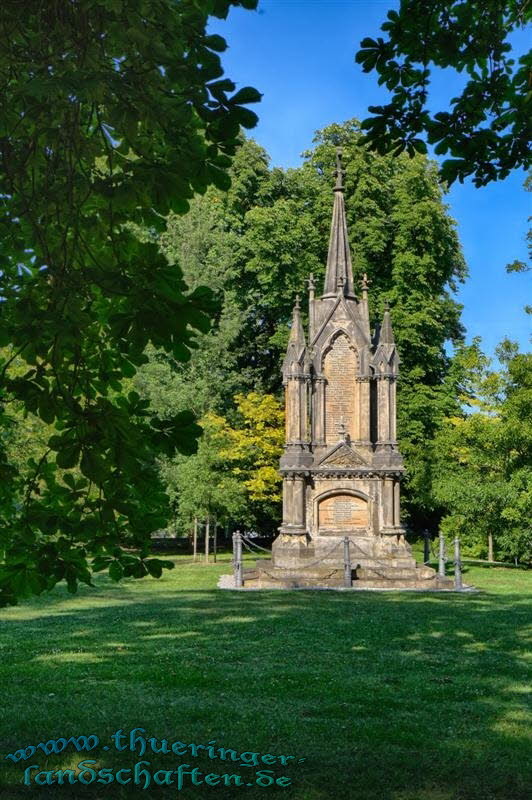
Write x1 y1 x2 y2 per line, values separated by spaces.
133 123 531 564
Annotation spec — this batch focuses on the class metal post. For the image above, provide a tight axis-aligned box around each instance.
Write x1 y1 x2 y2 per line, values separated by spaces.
454 536 463 590
423 529 430 564
233 530 243 588
438 531 446 578
343 537 352 588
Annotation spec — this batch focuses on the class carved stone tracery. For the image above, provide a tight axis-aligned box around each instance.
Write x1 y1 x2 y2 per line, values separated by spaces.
276 150 404 550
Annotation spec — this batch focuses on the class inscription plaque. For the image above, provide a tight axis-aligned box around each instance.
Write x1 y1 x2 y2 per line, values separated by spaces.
318 493 368 530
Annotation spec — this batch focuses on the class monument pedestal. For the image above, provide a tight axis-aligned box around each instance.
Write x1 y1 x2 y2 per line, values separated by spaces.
246 530 454 590
272 532 312 569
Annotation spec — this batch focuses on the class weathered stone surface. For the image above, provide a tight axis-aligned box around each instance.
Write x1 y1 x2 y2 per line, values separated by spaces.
319 443 367 468
318 493 368 530
323 333 357 443
270 151 453 591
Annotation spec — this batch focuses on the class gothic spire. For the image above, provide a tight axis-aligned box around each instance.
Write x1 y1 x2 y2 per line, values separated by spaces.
372 302 398 377
282 294 306 378
323 148 356 298
379 303 395 345
288 294 305 347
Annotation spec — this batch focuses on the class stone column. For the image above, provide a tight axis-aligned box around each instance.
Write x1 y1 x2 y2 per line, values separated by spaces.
284 375 299 444
313 375 326 446
382 478 394 529
352 378 360 441
278 475 307 536
356 376 371 447
393 480 401 527
389 376 397 443
299 376 308 443
274 472 308 567
285 371 311 445
376 373 398 453
292 476 306 529
281 365 312 473
376 374 391 447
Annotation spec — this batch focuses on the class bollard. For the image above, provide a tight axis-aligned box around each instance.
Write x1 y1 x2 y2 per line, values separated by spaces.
438 531 446 578
423 529 430 564
343 537 352 588
454 536 463 590
233 530 243 588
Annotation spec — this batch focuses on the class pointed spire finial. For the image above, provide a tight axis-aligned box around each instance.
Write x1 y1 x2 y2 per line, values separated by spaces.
334 147 345 192
380 303 395 344
323 150 355 297
288 293 305 345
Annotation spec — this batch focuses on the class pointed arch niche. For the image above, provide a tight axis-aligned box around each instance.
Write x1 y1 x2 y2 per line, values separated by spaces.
322 331 359 444
316 489 369 533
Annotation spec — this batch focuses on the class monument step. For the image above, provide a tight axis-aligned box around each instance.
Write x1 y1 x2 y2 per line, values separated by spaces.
240 574 455 590
239 560 456 590
356 565 436 581
246 575 346 589
354 576 455 590
321 557 417 570
256 566 344 579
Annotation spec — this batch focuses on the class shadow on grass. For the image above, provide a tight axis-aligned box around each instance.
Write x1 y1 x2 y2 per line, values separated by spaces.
1 570 531 800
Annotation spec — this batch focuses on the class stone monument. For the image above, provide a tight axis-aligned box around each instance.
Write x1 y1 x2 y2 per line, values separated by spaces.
247 150 453 589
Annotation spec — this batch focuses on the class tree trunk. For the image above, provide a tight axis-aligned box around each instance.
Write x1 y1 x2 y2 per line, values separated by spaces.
213 519 217 563
205 517 210 564
193 516 197 562
488 531 494 563
423 529 430 563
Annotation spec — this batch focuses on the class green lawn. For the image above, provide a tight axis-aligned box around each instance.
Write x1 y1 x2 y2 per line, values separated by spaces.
0 556 530 800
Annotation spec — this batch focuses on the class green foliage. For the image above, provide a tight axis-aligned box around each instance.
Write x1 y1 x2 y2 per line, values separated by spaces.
1 563 531 800
161 393 283 532
356 1 531 185
298 124 467 524
433 340 532 563
161 411 246 528
0 0 260 604
151 123 467 529
506 171 531 274
216 392 284 505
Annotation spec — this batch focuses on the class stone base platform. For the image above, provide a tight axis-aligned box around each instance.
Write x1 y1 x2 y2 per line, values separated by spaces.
241 558 455 590
250 532 456 590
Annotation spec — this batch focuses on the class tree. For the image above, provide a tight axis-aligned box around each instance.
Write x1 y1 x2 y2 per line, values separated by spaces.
356 1 531 185
506 171 531 276
153 122 468 529
433 339 532 564
217 392 284 509
0 0 260 604
162 411 247 536
164 393 284 534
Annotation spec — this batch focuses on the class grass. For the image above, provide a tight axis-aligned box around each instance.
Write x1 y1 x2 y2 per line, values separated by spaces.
0 555 530 800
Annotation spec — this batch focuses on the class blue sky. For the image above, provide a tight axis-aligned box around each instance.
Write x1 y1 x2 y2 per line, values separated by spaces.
211 0 531 357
